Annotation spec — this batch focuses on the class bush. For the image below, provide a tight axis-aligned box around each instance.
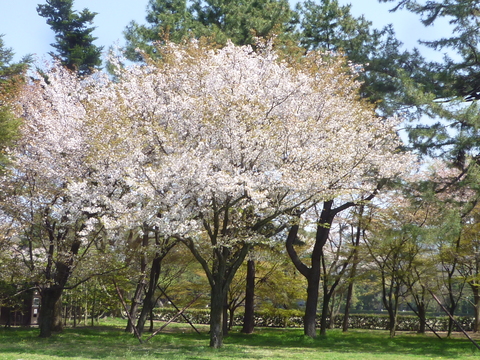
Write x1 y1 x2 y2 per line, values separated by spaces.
152 307 474 332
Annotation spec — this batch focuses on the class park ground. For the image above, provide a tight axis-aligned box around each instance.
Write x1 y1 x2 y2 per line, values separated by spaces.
1 319 480 360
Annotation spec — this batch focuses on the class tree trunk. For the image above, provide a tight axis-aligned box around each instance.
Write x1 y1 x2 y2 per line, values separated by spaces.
126 229 149 333
343 205 363 332
136 254 162 336
447 303 457 336
387 307 397 338
319 288 332 336
39 286 64 338
126 277 145 333
241 259 255 334
210 284 226 348
417 303 426 334
304 262 321 338
472 286 480 333
228 305 235 331
223 295 229 336
343 281 354 332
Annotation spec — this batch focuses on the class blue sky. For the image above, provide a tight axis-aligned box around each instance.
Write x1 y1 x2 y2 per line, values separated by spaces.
0 0 452 63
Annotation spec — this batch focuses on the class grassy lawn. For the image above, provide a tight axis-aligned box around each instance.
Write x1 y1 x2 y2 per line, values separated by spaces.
0 320 478 360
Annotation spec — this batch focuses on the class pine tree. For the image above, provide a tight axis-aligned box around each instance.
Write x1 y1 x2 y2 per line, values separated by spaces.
37 0 103 75
0 35 31 171
296 0 432 118
382 0 480 164
123 0 297 61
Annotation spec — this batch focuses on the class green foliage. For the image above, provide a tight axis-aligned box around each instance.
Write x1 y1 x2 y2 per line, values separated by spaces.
383 0 480 102
0 107 20 171
0 35 30 171
37 0 103 75
123 0 193 61
296 0 432 118
0 323 478 360
190 0 297 45
123 0 297 61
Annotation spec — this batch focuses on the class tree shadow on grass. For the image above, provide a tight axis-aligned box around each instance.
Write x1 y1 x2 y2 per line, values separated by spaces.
226 328 479 359
0 326 478 359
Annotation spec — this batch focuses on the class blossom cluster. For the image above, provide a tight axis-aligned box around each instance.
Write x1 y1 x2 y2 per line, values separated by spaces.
8 40 413 250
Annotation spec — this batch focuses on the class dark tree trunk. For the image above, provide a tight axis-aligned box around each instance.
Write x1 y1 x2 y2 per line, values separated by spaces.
343 281 354 332
228 307 236 331
137 254 162 335
304 262 321 338
474 287 480 333
210 283 226 348
126 229 149 333
319 287 333 335
286 199 366 339
417 302 426 334
381 278 400 338
39 237 81 338
223 294 229 336
39 286 64 338
343 205 363 332
182 196 256 348
447 296 458 336
387 307 397 338
241 259 255 334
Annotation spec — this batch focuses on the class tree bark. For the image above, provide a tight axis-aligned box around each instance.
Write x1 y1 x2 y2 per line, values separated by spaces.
126 229 149 333
319 286 333 335
136 254 162 335
210 283 226 348
343 281 354 332
241 259 255 334
474 287 480 333
417 302 426 334
304 262 321 337
39 286 64 337
223 294 229 336
39 236 81 338
343 205 363 332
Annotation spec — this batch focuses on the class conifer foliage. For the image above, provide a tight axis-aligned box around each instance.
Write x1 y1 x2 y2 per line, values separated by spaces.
37 0 103 75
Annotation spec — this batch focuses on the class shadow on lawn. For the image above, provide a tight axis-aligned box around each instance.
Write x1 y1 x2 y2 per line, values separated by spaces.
226 328 479 358
0 326 478 359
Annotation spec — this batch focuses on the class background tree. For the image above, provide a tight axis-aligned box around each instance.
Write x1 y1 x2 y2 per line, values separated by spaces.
383 0 480 176
0 35 31 171
123 0 193 61
37 0 103 75
2 65 120 338
123 0 297 61
296 0 432 119
383 0 480 102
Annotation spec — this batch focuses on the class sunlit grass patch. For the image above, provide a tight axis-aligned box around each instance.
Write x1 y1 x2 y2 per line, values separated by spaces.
0 320 478 360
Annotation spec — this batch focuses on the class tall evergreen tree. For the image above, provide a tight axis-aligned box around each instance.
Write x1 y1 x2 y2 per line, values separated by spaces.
297 0 433 119
124 0 193 61
123 0 297 61
382 0 480 165
0 35 31 171
383 0 480 102
37 0 103 75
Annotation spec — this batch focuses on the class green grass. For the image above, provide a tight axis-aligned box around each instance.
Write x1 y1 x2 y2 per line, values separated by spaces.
0 319 478 360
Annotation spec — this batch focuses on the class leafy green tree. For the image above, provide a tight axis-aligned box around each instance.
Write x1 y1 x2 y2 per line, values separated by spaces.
0 35 31 171
37 0 103 75
296 0 433 119
190 0 297 45
382 0 480 167
123 0 193 61
383 0 480 102
123 0 297 61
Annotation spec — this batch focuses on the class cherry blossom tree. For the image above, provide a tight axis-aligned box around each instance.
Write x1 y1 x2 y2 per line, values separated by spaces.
7 39 411 346
80 40 410 346
1 65 116 337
